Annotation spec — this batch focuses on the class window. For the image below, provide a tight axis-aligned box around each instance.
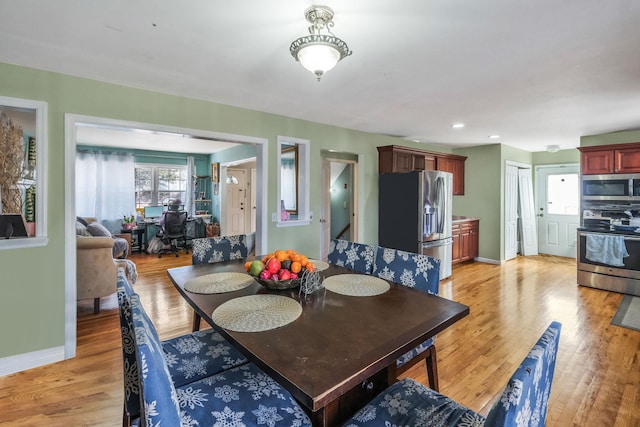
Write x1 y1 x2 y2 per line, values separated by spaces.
135 163 188 208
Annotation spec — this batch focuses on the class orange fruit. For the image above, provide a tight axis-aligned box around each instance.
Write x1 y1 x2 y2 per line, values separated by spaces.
300 256 308 267
276 251 288 262
291 253 302 263
244 261 252 271
291 261 302 274
305 262 316 273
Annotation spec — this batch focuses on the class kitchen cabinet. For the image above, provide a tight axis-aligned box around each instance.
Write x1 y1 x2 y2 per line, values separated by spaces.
452 218 479 264
579 143 640 174
377 145 466 195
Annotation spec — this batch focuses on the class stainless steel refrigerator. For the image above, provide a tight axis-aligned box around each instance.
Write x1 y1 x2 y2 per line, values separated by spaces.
378 170 453 279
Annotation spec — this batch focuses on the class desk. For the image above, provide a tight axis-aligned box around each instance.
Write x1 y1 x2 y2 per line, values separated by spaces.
168 260 469 426
120 227 146 253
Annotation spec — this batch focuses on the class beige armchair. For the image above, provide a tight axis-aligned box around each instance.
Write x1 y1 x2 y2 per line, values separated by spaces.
77 236 118 314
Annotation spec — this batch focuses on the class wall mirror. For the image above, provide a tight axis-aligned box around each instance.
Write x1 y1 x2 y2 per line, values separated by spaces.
280 144 299 215
0 96 48 249
276 136 310 226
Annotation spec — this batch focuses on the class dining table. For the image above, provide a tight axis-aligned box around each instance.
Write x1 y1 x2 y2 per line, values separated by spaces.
167 258 470 427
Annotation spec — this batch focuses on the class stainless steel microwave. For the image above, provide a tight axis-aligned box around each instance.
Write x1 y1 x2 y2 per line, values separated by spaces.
581 173 640 200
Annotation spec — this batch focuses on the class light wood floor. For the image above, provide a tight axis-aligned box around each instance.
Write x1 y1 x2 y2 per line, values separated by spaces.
1 253 639 426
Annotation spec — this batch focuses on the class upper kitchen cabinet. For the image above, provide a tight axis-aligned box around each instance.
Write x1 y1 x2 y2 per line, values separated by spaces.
436 156 466 195
377 145 435 173
579 143 640 175
377 145 466 195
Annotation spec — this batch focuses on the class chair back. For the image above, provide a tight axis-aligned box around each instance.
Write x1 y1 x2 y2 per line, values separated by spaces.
373 247 440 295
191 235 248 265
115 269 142 422
484 321 562 426
163 210 187 238
130 293 183 426
327 238 376 274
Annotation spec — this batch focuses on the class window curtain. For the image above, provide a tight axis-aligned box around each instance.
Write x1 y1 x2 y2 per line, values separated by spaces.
76 150 135 221
186 155 194 216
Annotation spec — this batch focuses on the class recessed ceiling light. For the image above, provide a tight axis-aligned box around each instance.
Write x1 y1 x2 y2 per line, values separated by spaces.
451 123 465 129
488 135 500 139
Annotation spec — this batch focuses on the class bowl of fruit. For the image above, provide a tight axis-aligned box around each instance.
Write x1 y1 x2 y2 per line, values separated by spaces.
245 250 317 290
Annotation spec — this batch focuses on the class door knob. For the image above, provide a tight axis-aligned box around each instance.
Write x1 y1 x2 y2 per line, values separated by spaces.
320 219 327 223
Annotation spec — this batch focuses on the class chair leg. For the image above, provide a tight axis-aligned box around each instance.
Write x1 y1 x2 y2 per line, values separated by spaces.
192 310 201 332
93 298 100 315
122 403 131 427
425 345 439 392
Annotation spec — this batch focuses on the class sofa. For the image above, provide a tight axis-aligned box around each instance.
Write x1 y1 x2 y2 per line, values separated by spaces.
76 236 119 314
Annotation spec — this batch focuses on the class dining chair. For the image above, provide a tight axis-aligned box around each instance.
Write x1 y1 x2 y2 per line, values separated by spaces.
191 234 248 265
116 269 248 427
327 238 377 274
343 321 562 427
373 247 441 390
190 234 249 331
129 291 312 427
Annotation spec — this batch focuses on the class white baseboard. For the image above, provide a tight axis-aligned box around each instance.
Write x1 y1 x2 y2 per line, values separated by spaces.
475 257 501 265
0 346 65 377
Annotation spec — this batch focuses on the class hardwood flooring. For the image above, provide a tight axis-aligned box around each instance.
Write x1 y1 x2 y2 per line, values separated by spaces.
0 253 638 426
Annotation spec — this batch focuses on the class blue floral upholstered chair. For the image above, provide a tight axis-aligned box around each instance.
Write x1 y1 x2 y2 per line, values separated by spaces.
191 235 248 265
373 247 442 390
190 234 249 331
116 269 248 426
343 321 562 427
327 238 377 274
129 292 311 427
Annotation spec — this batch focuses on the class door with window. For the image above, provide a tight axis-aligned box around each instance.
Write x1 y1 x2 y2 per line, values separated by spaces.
225 168 247 235
536 165 580 258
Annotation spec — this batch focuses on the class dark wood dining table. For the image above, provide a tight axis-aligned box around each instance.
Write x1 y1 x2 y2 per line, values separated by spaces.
168 259 469 427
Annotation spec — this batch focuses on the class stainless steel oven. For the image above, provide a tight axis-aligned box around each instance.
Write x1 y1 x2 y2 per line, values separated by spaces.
577 230 640 296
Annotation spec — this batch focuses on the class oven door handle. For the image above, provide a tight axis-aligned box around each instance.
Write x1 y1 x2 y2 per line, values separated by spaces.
579 231 640 241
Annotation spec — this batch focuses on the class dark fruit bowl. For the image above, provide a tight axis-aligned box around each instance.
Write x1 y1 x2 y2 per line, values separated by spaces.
252 276 300 290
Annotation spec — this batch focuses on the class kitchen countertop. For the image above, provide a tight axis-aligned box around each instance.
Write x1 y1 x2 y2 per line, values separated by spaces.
578 226 640 236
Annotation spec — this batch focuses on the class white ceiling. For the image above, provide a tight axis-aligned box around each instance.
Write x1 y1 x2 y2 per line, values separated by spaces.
2 0 640 153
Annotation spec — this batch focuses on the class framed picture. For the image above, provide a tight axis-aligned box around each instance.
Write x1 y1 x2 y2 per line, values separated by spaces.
211 162 220 183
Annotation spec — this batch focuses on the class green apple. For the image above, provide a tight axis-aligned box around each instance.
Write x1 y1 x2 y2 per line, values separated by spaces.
249 260 264 277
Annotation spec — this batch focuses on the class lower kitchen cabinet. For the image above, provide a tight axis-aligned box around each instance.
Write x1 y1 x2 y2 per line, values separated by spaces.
452 218 479 264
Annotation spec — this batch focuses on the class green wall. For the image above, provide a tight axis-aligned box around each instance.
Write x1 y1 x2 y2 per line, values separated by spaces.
0 61 451 362
581 130 640 147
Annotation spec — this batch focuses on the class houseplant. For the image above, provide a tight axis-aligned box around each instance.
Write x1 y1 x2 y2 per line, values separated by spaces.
122 213 136 230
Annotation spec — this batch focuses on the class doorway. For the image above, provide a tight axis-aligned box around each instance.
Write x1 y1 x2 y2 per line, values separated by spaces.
321 156 358 259
64 114 268 358
505 162 538 260
535 164 580 258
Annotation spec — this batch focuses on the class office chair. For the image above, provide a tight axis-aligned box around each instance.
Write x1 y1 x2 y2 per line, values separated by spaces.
157 211 189 258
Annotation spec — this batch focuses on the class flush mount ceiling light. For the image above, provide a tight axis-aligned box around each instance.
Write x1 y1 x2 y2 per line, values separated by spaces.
290 5 352 81
451 123 465 129
546 144 560 153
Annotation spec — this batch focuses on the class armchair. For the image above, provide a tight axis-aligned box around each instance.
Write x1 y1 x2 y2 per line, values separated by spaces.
76 236 118 314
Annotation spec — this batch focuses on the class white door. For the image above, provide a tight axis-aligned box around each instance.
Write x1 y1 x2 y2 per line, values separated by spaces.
518 168 538 256
225 168 247 235
536 165 580 257
250 168 256 233
505 165 519 260
320 159 331 260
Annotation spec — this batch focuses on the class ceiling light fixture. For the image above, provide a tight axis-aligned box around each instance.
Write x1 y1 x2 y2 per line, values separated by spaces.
290 5 352 81
546 144 560 153
488 135 500 139
451 123 465 129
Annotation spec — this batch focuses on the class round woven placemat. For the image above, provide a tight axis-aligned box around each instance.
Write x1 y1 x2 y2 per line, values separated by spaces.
184 272 255 294
323 274 390 296
309 259 330 271
212 295 302 332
